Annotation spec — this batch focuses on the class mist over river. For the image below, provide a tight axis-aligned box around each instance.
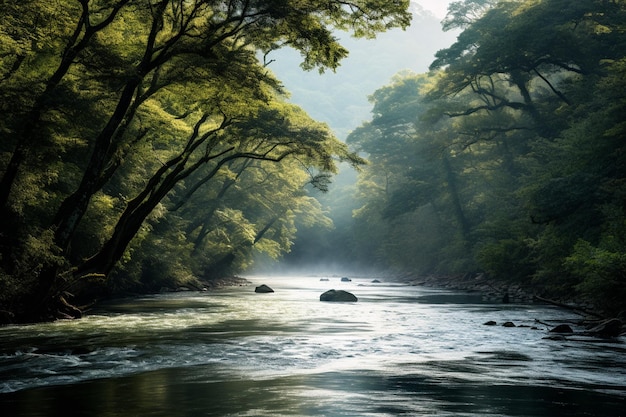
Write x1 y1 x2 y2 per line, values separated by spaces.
1 275 625 416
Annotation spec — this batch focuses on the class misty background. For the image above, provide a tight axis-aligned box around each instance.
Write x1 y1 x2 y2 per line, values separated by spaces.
262 2 458 274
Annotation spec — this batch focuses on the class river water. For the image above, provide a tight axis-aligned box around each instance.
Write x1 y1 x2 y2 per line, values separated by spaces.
1 275 625 416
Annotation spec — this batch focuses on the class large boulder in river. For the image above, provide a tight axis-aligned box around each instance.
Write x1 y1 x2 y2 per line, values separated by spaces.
255 284 274 293
320 289 357 302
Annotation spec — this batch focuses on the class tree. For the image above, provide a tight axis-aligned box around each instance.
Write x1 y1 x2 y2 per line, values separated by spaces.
430 0 624 137
345 0 626 315
0 0 131 216
1 0 410 322
347 72 480 273
77 100 358 276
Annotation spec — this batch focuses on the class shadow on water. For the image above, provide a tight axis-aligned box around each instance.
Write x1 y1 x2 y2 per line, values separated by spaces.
89 293 225 314
1 366 624 417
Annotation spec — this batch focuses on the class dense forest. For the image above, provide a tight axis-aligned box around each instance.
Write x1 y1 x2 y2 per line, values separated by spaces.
337 0 626 316
0 0 411 323
2 0 625 323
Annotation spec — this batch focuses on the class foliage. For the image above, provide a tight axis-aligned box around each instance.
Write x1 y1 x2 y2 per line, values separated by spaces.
565 238 626 316
0 0 409 322
345 0 626 314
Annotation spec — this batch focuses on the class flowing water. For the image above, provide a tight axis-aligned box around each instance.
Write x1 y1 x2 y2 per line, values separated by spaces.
1 275 625 417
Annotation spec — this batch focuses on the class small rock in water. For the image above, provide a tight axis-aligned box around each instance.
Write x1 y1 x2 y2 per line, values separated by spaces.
254 284 274 293
483 321 497 326
341 277 352 282
502 321 516 327
550 324 574 333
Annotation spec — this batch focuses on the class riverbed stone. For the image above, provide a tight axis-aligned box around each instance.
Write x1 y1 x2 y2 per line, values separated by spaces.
483 320 497 326
320 289 357 302
550 324 574 333
502 321 516 327
254 284 274 293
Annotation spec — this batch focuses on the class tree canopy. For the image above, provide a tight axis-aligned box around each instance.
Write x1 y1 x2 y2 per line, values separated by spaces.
0 0 410 323
345 0 626 315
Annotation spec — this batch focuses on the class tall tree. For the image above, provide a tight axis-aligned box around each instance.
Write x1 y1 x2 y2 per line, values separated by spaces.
0 0 131 215
347 73 481 273
344 0 626 313
430 0 623 137
1 0 410 322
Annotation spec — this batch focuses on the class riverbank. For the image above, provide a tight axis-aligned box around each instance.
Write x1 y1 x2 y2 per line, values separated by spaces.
163 275 252 292
398 272 626 336
200 275 251 290
398 272 610 317
401 273 534 303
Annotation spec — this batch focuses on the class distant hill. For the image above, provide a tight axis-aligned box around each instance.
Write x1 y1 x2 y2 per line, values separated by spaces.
267 4 459 140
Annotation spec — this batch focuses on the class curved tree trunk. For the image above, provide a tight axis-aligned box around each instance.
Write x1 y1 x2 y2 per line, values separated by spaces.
53 80 141 251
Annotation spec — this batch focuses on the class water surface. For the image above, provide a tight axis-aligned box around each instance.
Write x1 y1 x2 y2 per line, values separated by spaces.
1 275 624 416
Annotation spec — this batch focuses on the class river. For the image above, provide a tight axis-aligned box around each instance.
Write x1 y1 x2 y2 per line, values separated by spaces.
1 275 624 416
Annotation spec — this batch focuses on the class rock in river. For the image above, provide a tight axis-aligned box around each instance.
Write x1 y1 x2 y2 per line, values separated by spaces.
550 324 574 333
320 289 358 302
255 284 274 293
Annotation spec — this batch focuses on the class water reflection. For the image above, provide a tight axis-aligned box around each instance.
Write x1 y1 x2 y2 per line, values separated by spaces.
3 366 625 417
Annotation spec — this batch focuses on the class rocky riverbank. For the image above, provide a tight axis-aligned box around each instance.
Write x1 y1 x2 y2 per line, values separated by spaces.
401 272 605 316
200 275 251 290
161 275 251 293
403 273 535 304
399 272 625 337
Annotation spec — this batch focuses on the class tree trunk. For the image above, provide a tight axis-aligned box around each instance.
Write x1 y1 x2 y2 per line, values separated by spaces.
188 178 237 253
509 69 554 137
0 1 128 211
75 164 181 277
75 118 236 278
53 0 167 251
53 79 141 251
441 156 471 243
192 222 212 255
